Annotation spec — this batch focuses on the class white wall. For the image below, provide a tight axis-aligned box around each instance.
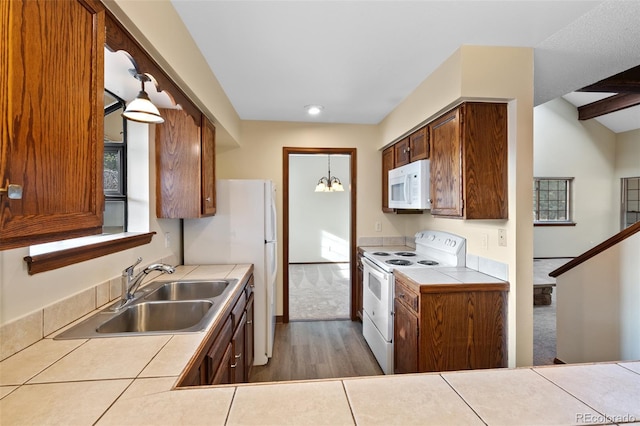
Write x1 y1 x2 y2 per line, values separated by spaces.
533 98 619 257
556 232 640 363
0 123 182 326
289 154 350 263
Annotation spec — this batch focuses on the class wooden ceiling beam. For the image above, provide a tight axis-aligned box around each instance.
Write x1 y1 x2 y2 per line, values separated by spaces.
578 93 640 120
578 65 640 94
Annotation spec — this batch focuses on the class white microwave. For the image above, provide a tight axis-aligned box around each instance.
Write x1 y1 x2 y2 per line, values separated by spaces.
388 159 431 209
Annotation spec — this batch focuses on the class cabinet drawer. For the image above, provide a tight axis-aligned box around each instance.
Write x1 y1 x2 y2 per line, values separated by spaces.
232 290 247 329
205 316 233 384
395 281 419 313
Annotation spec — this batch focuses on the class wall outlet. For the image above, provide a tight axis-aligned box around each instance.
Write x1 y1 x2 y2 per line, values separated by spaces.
498 229 507 247
375 221 382 232
481 233 489 250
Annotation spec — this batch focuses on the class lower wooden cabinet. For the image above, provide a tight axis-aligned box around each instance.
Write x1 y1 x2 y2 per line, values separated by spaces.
355 250 364 321
245 292 255 380
205 317 233 385
231 312 246 383
177 274 255 387
393 272 508 373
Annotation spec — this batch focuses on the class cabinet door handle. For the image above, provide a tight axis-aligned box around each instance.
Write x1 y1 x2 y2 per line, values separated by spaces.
246 320 253 325
0 180 23 200
205 197 212 202
231 362 237 368
235 352 242 359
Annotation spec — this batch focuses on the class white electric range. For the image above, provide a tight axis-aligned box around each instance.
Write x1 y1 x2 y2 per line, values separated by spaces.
361 230 466 374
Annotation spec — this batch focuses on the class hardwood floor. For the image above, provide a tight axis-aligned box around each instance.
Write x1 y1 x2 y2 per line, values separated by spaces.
249 320 383 383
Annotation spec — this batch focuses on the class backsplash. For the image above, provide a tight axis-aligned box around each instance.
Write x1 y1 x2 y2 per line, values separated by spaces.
0 255 179 361
466 253 509 281
357 236 415 249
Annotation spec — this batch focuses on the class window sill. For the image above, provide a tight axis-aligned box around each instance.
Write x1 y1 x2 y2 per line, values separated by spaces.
24 232 156 275
533 222 577 227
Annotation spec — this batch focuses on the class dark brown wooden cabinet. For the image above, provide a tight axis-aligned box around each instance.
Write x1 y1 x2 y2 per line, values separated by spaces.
381 146 395 213
1 0 105 250
429 102 508 219
393 297 419 374
200 116 217 216
177 274 255 387
231 312 246 383
245 291 255 380
156 110 216 219
393 272 508 373
394 137 411 167
355 249 365 321
408 126 429 162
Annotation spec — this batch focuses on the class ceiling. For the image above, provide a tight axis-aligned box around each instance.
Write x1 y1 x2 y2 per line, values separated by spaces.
107 1 640 133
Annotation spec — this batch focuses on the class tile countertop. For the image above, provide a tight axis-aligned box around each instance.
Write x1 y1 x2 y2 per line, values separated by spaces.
1 266 640 425
395 267 510 292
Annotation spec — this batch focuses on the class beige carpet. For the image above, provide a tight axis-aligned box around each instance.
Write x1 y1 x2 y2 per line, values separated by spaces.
289 263 350 321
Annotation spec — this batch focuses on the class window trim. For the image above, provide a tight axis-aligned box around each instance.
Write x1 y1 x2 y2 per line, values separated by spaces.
533 177 576 226
23 232 155 275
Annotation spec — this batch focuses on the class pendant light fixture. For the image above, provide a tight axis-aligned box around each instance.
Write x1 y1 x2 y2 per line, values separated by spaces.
122 71 164 124
315 155 344 192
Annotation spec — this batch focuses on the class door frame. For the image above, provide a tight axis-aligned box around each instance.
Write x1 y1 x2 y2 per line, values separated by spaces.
282 147 357 323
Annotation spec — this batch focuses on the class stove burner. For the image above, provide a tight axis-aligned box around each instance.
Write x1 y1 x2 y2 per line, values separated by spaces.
394 252 416 257
418 260 439 266
372 252 390 256
386 259 412 266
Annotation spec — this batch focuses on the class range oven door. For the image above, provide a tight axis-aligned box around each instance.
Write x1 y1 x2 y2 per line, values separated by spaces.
362 257 393 341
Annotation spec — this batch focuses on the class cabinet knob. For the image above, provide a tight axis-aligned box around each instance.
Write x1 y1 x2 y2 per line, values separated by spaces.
247 320 253 325
0 180 23 200
205 197 212 202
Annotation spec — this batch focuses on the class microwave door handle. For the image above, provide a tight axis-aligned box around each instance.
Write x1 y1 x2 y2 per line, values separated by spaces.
404 174 412 204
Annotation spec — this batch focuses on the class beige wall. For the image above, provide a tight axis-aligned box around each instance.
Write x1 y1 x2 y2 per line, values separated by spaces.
533 98 618 257
615 129 640 178
382 46 535 367
556 232 640 363
218 121 410 313
217 46 536 367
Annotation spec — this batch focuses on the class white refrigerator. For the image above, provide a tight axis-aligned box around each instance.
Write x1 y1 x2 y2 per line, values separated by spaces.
183 179 277 366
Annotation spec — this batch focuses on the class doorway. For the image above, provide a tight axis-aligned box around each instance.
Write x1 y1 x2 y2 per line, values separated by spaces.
282 147 357 323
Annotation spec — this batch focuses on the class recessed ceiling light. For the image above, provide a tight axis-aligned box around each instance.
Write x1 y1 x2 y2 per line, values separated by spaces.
305 105 324 115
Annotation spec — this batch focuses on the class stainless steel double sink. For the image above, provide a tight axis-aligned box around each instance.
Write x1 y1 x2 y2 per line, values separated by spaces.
55 279 237 339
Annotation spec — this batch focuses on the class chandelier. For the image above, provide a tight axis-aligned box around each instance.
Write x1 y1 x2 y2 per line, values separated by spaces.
315 155 344 192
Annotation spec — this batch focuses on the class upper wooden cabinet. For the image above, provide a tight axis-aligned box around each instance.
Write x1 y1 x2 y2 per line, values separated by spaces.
156 110 216 218
408 126 429 162
429 102 508 219
393 137 411 167
381 146 395 213
1 0 105 250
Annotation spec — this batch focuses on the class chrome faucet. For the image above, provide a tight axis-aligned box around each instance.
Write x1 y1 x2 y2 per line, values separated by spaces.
117 257 176 310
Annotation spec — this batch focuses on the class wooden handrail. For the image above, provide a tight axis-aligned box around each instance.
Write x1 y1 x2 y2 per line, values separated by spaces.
549 221 640 277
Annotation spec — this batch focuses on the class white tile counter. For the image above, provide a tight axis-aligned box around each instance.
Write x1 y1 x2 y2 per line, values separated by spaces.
1 265 639 425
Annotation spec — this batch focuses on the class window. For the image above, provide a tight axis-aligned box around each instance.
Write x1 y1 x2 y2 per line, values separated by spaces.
621 177 640 229
103 90 127 234
533 178 574 225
